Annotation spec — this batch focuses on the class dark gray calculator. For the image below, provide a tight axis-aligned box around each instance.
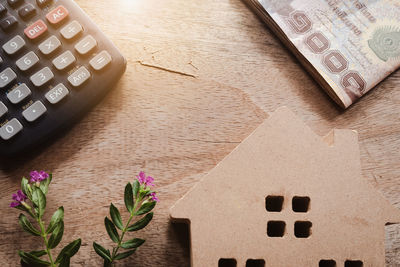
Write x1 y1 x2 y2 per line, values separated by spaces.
0 0 126 157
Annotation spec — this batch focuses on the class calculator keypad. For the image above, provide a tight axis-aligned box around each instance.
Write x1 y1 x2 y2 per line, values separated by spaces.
45 83 69 104
0 4 7 16
68 66 90 87
60 20 82 40
0 102 8 117
90 51 112 71
0 16 17 31
24 19 47 39
46 5 68 25
36 0 52 8
0 0 120 146
3 35 25 55
7 83 31 104
75 35 96 55
52 50 75 70
31 67 54 87
22 100 46 122
0 67 17 88
0 118 22 140
16 51 39 71
39 35 61 55
18 4 36 19
7 0 23 8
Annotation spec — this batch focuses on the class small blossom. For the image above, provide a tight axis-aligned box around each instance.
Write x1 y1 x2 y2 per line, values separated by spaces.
30 170 49 183
149 192 159 202
10 190 27 208
136 171 146 184
145 176 155 187
136 171 155 187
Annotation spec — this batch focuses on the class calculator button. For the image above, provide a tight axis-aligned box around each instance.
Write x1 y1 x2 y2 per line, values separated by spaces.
7 0 23 8
24 19 47 40
68 66 90 87
0 102 8 117
16 51 39 71
0 68 17 88
0 16 17 31
0 4 7 16
18 4 36 19
60 20 82 40
90 51 112 71
22 101 46 122
52 50 75 70
3 35 25 55
75 35 97 55
37 0 52 8
30 67 54 87
7 83 31 104
45 83 69 104
38 35 61 55
0 57 2 64
46 5 68 25
0 118 22 140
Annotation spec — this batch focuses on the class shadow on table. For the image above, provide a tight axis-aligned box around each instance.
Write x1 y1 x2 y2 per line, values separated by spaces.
167 221 191 267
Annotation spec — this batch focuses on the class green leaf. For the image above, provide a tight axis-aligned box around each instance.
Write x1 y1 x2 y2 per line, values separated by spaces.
104 217 119 243
48 221 64 249
93 242 111 261
29 250 47 258
55 238 81 263
121 238 145 249
132 180 140 197
103 259 112 267
58 256 70 267
127 212 153 232
39 173 52 195
110 203 123 230
47 206 64 234
18 214 40 236
19 251 51 266
32 187 46 218
21 177 32 199
114 249 136 260
136 201 156 216
124 183 134 213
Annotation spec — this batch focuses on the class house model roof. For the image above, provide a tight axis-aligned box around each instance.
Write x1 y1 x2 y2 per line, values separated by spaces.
170 107 400 267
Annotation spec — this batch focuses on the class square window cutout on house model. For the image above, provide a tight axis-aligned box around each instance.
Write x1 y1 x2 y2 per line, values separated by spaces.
170 107 400 267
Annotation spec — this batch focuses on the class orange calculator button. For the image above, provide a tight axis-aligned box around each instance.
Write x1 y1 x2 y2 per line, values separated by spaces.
46 6 69 25
24 19 48 40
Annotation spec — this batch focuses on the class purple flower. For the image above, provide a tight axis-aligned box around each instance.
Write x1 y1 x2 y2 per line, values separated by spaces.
30 170 49 183
10 190 27 208
145 176 155 187
136 171 155 187
149 192 159 202
137 171 146 184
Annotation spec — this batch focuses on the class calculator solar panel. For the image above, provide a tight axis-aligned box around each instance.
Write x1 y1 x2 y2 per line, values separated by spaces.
0 0 126 157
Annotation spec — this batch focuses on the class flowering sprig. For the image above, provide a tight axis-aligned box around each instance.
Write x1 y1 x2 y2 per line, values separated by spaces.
93 171 159 266
11 171 81 267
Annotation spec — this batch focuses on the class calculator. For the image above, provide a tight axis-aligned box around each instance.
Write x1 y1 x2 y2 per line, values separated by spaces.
0 0 126 157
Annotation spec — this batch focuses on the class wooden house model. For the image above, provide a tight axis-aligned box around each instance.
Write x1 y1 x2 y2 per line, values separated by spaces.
170 107 400 267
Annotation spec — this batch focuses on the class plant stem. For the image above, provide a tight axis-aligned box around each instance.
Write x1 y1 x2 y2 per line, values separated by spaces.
38 218 56 267
110 197 142 262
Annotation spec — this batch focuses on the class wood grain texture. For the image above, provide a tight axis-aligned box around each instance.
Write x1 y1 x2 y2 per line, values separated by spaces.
0 0 399 266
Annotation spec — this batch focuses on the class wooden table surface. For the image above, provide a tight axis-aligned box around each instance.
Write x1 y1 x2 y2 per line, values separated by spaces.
1 0 400 266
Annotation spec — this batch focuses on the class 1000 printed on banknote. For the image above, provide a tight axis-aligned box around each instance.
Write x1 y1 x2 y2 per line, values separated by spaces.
248 0 400 108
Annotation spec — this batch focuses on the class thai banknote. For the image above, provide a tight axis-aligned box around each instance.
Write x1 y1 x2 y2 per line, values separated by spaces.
248 0 400 108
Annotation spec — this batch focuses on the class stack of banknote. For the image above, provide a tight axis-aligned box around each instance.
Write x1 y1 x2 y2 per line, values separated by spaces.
244 0 400 108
